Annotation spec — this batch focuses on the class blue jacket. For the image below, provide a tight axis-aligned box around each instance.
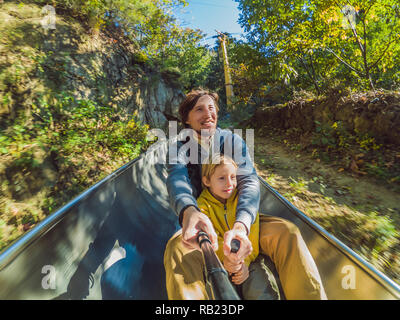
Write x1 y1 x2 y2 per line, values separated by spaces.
166 127 260 233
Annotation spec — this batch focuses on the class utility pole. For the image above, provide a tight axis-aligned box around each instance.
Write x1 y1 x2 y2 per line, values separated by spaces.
216 30 234 110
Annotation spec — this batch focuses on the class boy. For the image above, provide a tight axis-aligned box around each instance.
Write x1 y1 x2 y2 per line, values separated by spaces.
198 153 280 299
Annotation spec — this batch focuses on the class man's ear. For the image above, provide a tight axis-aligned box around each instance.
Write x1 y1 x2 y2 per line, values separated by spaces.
202 176 210 187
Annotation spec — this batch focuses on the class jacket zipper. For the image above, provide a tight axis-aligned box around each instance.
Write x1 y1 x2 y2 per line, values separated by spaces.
223 203 230 230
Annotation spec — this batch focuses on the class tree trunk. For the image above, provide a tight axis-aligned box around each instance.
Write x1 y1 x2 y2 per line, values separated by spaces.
298 55 321 96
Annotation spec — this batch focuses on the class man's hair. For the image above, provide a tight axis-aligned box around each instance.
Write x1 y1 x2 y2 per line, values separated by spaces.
179 89 219 128
201 153 238 189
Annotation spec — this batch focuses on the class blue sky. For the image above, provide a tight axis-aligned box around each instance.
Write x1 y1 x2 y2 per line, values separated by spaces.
173 0 246 47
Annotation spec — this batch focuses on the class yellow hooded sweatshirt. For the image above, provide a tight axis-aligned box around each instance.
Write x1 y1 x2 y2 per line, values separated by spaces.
197 188 259 267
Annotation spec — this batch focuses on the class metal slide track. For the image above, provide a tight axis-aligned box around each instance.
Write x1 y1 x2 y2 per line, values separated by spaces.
0 140 399 299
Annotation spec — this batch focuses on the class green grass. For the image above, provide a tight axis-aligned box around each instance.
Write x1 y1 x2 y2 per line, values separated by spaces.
0 90 152 252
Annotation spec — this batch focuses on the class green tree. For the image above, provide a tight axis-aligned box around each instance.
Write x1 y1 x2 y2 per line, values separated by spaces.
228 39 280 105
316 0 400 90
156 27 214 90
29 0 215 88
236 0 329 94
235 0 400 92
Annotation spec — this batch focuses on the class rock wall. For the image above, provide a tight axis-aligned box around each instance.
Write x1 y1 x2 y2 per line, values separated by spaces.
134 76 184 129
0 2 184 130
39 22 184 130
251 91 400 145
0 2 186 244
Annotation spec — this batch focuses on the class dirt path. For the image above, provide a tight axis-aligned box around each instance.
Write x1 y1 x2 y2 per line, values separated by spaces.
252 132 400 284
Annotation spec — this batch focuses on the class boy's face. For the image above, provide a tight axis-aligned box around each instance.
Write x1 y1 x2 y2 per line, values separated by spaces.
185 95 218 136
203 163 237 203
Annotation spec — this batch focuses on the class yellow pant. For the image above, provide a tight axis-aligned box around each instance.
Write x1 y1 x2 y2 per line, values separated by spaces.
164 215 327 300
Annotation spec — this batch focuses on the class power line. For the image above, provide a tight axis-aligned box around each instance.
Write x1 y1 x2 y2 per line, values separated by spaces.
189 1 232 9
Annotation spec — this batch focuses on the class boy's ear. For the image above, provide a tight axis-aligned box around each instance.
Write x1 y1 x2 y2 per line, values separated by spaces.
202 176 210 187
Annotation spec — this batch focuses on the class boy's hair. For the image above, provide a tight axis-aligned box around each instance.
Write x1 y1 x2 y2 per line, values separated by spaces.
179 88 219 128
201 154 238 189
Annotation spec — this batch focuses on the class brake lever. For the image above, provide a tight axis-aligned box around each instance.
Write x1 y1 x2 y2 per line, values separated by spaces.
230 239 240 253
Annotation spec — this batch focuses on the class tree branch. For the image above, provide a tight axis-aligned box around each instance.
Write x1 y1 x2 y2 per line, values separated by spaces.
368 6 399 71
364 1 376 17
334 0 365 54
369 35 398 71
325 47 364 76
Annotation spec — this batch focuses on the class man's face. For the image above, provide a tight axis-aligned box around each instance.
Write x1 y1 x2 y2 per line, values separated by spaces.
185 95 218 136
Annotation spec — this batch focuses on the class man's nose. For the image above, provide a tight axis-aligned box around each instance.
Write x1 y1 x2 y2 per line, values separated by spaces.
204 108 213 118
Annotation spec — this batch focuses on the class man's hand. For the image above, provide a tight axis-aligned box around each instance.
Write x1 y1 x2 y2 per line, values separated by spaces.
223 222 252 265
181 206 218 251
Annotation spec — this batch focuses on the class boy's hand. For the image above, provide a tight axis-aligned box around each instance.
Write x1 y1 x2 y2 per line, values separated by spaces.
223 222 252 264
223 257 243 274
231 263 249 285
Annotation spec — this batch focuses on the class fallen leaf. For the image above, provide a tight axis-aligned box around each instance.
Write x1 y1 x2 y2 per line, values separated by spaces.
23 223 32 232
385 161 394 168
350 159 359 172
10 205 19 216
338 168 345 172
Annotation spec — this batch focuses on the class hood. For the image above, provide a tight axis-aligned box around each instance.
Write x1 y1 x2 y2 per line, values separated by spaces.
199 187 238 207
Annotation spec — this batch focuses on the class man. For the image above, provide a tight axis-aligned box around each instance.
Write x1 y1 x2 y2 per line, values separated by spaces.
164 89 327 300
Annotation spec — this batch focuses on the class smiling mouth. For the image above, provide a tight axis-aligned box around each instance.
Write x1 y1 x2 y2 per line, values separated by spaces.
201 120 214 126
